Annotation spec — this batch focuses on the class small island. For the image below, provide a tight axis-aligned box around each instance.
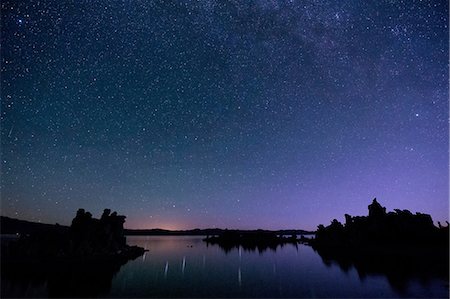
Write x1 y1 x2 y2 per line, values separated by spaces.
203 229 308 253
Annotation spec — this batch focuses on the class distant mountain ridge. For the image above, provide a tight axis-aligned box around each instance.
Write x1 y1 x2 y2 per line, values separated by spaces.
0 216 69 235
125 228 314 236
0 216 314 236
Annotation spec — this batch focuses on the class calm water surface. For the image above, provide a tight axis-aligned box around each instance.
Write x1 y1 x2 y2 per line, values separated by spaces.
107 236 447 298
2 235 448 298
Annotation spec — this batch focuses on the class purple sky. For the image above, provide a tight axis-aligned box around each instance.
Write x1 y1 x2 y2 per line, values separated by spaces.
1 0 448 231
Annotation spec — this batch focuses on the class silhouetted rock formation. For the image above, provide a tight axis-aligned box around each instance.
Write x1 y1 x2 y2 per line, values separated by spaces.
1 209 146 297
312 198 448 249
308 198 449 289
69 208 128 257
204 229 300 253
3 208 146 260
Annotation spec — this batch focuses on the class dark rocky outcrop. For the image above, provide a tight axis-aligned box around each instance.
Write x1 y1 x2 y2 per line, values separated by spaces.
311 198 448 249
307 199 449 290
1 209 146 297
69 208 127 257
3 209 146 261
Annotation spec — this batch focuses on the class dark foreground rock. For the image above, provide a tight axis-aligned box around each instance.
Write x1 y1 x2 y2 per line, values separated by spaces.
3 208 147 261
306 199 449 290
1 209 147 297
309 198 448 249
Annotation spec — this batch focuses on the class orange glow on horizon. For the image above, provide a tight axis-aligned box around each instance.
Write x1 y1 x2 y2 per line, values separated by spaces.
125 218 187 231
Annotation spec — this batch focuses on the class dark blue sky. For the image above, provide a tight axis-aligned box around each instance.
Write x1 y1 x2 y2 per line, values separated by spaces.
1 0 448 230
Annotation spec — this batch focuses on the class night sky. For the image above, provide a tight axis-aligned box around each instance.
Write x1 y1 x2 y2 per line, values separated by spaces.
1 0 448 230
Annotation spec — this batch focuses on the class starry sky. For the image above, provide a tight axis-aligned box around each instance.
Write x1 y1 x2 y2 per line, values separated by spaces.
1 0 448 230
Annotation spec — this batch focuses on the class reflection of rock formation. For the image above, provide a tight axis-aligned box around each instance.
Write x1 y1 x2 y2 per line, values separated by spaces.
1 209 146 297
309 199 449 292
315 245 448 293
2 256 129 297
204 230 301 253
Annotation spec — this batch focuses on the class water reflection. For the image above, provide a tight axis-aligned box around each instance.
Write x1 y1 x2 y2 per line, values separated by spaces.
238 266 242 287
1 258 129 297
2 236 448 298
205 239 299 254
164 261 169 278
314 246 449 294
182 256 186 275
120 237 448 298
206 235 449 294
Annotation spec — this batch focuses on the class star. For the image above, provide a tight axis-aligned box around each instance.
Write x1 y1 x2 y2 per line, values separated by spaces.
0 0 447 231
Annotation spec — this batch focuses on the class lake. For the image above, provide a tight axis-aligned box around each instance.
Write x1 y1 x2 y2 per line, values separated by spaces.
2 235 448 297
115 236 447 298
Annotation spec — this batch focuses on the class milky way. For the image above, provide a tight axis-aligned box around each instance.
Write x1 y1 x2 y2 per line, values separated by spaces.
1 0 448 230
